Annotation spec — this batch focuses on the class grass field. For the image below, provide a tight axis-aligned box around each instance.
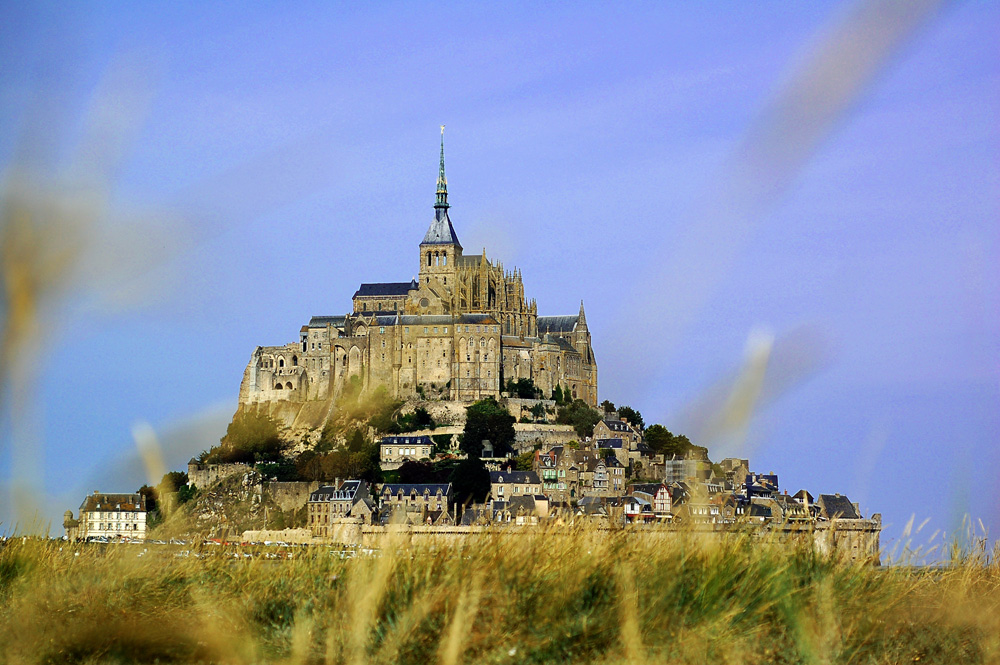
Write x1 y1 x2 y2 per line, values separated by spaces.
1 528 997 665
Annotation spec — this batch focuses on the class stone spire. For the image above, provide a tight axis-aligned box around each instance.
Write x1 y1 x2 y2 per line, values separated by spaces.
578 300 588 329
435 125 449 210
422 126 462 248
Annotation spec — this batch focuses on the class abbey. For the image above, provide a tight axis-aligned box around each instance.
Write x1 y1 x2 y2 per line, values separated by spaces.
239 131 597 407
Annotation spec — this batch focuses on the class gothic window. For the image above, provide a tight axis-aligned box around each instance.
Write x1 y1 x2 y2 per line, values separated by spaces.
275 384 283 390
292 355 297 366
442 252 447 265
286 382 293 390
428 253 432 266
279 358 285 368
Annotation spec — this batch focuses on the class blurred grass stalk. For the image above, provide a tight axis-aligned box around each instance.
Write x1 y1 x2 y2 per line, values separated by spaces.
0 523 997 664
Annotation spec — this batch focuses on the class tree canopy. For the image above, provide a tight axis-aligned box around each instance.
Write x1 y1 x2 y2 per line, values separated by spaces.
462 397 515 458
556 399 602 440
644 424 694 458
448 457 491 506
616 405 644 430
206 410 286 464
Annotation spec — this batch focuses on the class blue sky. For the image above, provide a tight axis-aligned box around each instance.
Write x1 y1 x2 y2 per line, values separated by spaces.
1 1 997 555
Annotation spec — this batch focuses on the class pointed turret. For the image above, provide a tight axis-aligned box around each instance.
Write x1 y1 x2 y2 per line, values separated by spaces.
435 126 449 210
578 300 588 330
421 126 462 248
420 127 462 288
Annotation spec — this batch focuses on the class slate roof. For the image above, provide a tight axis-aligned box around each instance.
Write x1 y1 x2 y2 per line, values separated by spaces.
380 483 452 496
80 493 146 513
601 419 633 433
380 435 433 446
489 470 540 485
596 438 624 449
353 281 417 298
817 494 861 519
537 315 579 334
422 210 462 247
629 483 667 496
308 315 347 328
310 480 366 502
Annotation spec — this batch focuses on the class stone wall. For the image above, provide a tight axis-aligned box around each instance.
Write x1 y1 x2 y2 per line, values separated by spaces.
266 481 322 513
188 462 252 489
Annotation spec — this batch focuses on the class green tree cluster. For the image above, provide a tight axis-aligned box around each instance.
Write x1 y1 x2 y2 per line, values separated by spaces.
295 429 382 484
205 410 286 464
448 457 491 506
506 378 542 399
644 424 694 458
461 397 515 458
616 405 644 430
556 399 602 439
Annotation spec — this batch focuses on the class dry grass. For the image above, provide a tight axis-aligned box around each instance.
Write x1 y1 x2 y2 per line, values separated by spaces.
1 527 997 665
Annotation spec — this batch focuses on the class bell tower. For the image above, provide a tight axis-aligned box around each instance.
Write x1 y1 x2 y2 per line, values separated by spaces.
419 126 462 289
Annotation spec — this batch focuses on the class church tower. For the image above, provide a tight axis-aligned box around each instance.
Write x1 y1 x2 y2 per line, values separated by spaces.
419 126 462 289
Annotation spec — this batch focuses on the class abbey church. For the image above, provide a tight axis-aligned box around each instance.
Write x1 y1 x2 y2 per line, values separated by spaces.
239 131 598 408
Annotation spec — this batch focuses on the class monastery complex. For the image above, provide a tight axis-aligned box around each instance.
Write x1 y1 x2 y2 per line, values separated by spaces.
239 130 598 407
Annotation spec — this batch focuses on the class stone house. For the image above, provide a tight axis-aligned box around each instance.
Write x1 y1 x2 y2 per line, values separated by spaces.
628 483 672 516
379 483 453 515
379 435 434 470
489 470 541 501
73 491 148 542
534 446 580 502
307 480 373 537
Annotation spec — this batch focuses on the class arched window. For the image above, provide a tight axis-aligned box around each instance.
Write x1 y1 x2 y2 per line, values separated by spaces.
286 382 293 390
274 383 283 390
428 252 432 266
442 252 447 265
279 358 285 368
292 355 298 366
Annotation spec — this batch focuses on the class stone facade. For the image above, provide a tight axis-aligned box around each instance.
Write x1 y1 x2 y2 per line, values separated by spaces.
73 491 148 541
239 132 597 410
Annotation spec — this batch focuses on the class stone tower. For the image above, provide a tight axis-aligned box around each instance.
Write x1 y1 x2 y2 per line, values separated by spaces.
418 126 462 291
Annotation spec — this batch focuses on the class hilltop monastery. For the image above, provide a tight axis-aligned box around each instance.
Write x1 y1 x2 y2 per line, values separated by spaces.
239 131 598 407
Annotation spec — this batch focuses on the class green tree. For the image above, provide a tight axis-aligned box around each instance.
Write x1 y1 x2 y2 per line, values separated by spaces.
600 400 616 413
556 399 602 440
507 378 541 399
643 424 673 454
208 410 286 464
551 384 564 404
462 397 515 458
617 405 644 430
398 460 436 484
448 457 491 506
514 450 535 471
530 402 546 421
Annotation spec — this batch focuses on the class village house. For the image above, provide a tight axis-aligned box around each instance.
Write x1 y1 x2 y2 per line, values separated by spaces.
489 470 541 501
379 435 434 470
307 480 375 537
379 483 453 524
73 491 148 542
628 483 672 517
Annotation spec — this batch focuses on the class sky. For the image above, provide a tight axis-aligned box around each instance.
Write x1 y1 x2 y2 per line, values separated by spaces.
1 1 997 558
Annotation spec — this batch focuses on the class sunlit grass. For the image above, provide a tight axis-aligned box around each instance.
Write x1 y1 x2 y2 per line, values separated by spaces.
1 526 997 665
